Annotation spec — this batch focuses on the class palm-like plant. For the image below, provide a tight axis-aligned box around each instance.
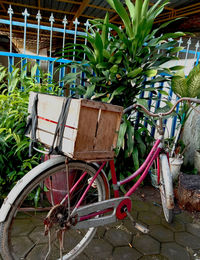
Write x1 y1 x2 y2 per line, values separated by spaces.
62 0 185 177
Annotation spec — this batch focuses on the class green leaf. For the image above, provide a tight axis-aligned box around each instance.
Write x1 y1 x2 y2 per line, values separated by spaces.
169 65 185 71
31 63 38 78
171 75 187 97
132 146 139 170
160 32 185 40
136 98 149 110
108 86 126 103
126 122 134 156
102 12 109 48
135 131 146 157
127 67 143 78
110 64 118 74
107 0 133 37
125 0 135 20
116 120 128 155
84 85 95 99
34 186 41 208
168 46 184 54
144 69 157 77
141 0 149 18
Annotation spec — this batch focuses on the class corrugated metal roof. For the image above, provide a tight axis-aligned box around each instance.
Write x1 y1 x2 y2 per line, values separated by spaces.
0 0 200 52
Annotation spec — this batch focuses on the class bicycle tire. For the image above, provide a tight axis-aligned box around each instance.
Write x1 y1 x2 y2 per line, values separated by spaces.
0 157 109 260
159 154 174 223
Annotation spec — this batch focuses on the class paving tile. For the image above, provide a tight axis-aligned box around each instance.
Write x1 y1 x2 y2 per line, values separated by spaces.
139 255 168 260
85 238 113 259
112 246 142 260
105 228 132 247
138 211 161 225
175 232 200 250
75 253 89 260
147 202 163 216
175 211 193 224
29 226 49 243
132 200 150 212
150 224 174 242
95 226 106 238
161 218 185 232
133 234 160 255
12 236 35 259
161 242 190 260
26 244 59 260
186 223 200 238
11 219 35 236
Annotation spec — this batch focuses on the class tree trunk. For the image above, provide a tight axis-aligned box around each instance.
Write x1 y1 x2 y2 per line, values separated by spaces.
176 174 200 212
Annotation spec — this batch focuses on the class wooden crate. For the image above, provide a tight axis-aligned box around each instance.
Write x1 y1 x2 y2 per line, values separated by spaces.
27 92 123 161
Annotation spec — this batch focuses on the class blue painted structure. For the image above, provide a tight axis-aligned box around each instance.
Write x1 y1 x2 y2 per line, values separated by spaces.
0 6 200 139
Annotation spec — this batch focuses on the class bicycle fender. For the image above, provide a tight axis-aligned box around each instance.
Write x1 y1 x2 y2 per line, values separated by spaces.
0 156 109 222
160 154 174 209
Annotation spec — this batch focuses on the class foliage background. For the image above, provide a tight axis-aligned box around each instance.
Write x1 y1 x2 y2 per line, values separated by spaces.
0 64 61 200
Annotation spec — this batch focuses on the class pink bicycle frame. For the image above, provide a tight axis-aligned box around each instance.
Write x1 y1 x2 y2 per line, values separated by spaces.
62 138 162 217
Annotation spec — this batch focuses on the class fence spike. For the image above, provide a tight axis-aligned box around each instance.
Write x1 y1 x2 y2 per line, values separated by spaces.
73 18 80 61
36 10 42 56
22 8 30 54
8 5 13 53
176 37 183 58
193 40 200 65
62 15 68 56
49 13 54 57
184 37 191 66
83 20 90 60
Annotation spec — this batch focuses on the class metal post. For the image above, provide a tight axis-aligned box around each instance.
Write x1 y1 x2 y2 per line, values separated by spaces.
7 5 14 74
184 37 191 67
36 10 42 83
36 10 42 56
73 18 80 61
59 16 68 89
83 20 90 60
194 41 200 66
8 5 13 53
22 8 30 54
49 13 54 58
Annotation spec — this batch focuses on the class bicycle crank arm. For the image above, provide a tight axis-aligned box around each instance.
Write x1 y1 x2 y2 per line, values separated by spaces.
71 197 132 229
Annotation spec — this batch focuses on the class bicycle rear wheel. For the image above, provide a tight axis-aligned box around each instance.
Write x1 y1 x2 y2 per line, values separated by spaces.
159 154 174 223
0 157 109 260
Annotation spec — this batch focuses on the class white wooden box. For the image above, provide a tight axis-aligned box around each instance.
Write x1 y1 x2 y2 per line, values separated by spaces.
27 92 123 161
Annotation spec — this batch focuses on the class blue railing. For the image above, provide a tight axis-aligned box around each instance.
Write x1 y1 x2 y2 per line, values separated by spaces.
0 6 200 139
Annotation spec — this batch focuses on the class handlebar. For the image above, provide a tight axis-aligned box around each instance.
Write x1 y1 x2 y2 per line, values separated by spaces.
123 97 200 117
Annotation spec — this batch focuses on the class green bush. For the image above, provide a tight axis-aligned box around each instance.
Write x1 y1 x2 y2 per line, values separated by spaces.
0 64 60 199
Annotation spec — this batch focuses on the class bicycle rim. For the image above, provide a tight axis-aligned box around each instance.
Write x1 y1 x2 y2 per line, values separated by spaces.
0 160 108 260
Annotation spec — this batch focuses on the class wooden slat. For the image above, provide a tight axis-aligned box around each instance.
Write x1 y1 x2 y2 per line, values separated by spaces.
74 106 99 152
81 99 123 113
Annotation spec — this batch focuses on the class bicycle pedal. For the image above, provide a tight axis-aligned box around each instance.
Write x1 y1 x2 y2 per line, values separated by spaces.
134 223 149 234
125 209 149 234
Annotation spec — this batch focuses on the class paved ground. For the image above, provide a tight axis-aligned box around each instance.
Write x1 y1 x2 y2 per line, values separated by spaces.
78 186 200 260
1 186 200 260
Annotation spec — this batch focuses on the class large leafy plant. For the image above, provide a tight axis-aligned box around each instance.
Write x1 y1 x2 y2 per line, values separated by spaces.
62 0 185 179
0 64 60 200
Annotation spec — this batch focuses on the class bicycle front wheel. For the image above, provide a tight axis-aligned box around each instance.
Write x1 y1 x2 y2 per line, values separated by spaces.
159 154 174 223
0 157 109 260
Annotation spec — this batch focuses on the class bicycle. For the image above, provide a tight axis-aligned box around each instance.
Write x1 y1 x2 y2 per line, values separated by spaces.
0 97 199 260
